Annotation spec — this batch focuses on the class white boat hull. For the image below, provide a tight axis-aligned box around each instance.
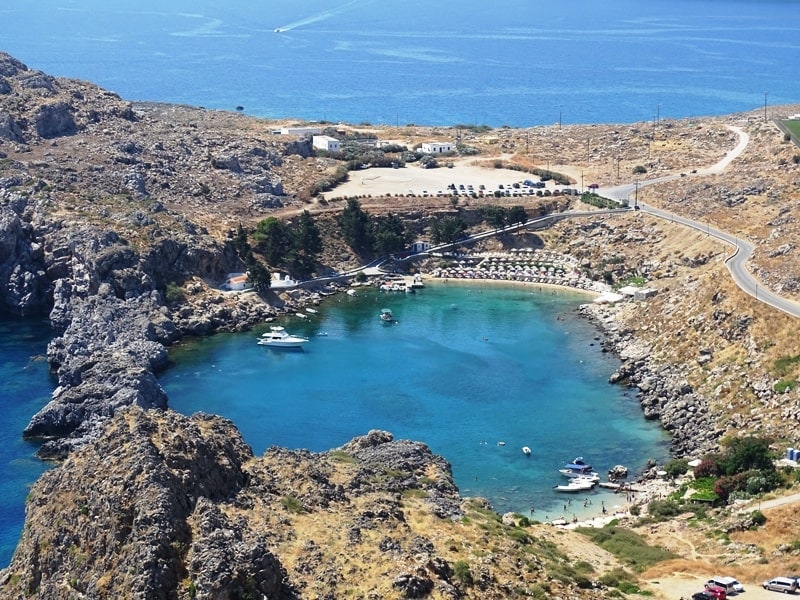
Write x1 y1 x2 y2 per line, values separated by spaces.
553 481 595 493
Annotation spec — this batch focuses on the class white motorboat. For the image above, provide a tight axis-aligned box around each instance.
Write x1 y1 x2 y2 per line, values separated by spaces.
522 446 532 456
380 308 394 322
257 326 308 348
553 479 595 493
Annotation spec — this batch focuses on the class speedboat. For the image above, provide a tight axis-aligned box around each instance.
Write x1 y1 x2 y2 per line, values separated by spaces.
559 457 599 479
257 326 308 348
553 479 596 493
522 446 532 456
380 308 394 323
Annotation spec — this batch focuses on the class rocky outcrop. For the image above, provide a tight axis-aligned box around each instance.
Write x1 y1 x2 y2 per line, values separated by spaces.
580 302 722 457
35 101 77 138
3 413 597 598
2 408 287 599
5 412 589 599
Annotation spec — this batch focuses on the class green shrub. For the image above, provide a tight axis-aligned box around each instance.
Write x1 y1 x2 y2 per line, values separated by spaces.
280 495 305 514
165 282 185 304
577 526 677 571
453 560 473 586
664 458 690 478
646 499 685 520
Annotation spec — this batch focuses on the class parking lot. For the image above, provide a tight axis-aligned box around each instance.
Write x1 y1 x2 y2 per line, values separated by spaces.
328 159 583 200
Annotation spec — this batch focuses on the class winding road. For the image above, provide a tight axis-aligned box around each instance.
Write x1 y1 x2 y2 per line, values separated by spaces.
604 126 800 318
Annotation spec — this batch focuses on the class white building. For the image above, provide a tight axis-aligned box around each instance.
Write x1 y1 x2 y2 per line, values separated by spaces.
279 126 323 136
220 272 250 291
312 135 341 152
421 142 454 154
410 240 431 254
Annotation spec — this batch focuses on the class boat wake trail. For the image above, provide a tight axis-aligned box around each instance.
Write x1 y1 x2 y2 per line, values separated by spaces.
274 0 371 32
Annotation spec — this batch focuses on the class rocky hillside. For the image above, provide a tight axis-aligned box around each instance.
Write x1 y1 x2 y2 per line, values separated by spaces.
0 408 604 599
0 52 327 457
3 49 800 599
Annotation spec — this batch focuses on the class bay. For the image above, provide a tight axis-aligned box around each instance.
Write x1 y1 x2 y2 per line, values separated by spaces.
162 284 670 520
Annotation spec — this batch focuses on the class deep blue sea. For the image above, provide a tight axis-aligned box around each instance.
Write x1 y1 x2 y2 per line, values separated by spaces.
1 0 797 568
1 0 798 127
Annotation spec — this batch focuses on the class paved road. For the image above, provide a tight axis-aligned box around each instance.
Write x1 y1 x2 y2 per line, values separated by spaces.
604 126 800 318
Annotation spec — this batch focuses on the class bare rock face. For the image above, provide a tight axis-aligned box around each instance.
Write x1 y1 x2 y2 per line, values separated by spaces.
35 101 77 138
1 408 287 599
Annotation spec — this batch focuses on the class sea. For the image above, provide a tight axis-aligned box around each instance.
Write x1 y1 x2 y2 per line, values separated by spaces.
2 0 799 568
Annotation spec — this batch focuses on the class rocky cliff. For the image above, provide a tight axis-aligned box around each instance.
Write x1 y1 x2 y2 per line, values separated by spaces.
0 409 595 599
0 52 313 457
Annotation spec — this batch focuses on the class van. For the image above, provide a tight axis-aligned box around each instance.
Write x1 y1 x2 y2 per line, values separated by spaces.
762 577 798 593
706 576 744 594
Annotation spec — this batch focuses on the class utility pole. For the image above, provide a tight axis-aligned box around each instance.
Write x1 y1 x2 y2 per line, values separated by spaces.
656 103 660 139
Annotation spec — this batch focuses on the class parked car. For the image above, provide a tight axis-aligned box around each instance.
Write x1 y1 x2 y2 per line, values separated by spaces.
762 576 798 593
702 585 727 600
707 576 744 594
692 592 716 600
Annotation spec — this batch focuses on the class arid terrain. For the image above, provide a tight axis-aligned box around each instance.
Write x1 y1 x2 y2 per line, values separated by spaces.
3 50 800 598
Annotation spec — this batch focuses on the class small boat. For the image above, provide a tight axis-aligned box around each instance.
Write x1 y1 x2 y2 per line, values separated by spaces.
522 446 532 456
257 326 308 348
305 307 318 314
559 457 599 479
553 479 596 493
295 312 308 320
380 308 394 323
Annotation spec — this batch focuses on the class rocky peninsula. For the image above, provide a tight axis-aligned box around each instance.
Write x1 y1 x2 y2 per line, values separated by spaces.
3 50 800 597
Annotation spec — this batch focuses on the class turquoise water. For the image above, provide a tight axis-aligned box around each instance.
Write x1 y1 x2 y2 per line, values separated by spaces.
0 317 53 567
1 0 798 126
162 284 670 520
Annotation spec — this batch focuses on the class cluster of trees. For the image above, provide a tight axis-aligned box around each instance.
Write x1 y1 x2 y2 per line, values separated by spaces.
659 436 783 509
482 205 529 228
693 436 782 502
233 198 538 288
232 210 324 289
337 199 410 256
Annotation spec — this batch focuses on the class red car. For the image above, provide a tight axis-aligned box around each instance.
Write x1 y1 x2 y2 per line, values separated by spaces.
703 584 727 600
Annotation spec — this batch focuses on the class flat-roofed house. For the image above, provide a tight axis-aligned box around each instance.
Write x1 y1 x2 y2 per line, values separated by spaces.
312 135 341 152
421 142 454 154
279 126 323 136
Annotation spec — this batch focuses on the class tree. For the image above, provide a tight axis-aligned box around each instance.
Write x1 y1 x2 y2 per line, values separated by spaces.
430 215 466 244
246 259 271 292
294 210 323 255
482 205 508 228
720 436 775 476
338 198 373 252
254 217 293 266
372 213 408 256
233 223 250 259
508 205 528 225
